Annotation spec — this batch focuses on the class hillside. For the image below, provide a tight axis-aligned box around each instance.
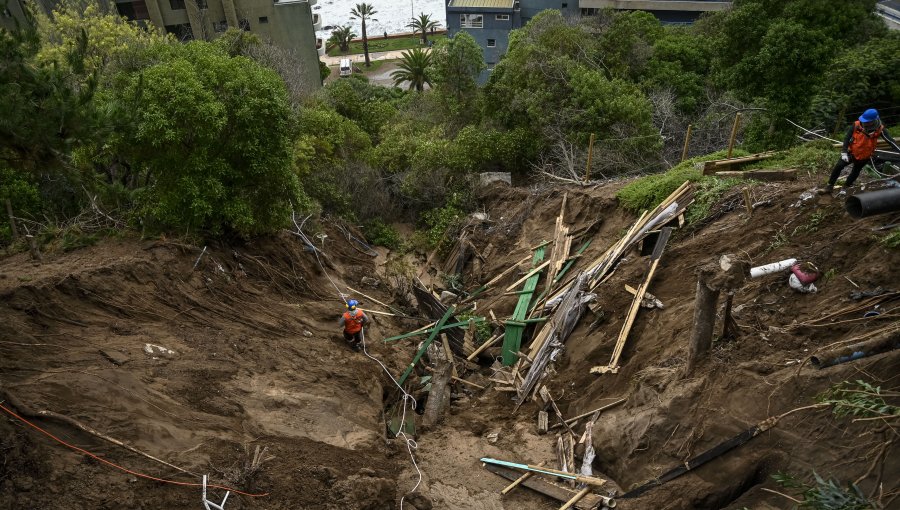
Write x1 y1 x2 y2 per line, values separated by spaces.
1 167 897 509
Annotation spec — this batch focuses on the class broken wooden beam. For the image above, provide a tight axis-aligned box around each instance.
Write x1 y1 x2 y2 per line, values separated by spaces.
559 487 591 510
549 398 626 430
485 464 608 509
398 307 455 385
714 169 798 181
501 461 547 495
466 331 504 361
701 151 777 175
481 458 607 487
382 317 484 343
592 227 673 375
537 411 549 434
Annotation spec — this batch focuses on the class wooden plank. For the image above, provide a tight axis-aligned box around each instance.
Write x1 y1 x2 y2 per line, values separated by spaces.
537 411 549 434
413 286 467 354
559 488 591 510
441 334 459 379
714 169 797 181
466 331 503 361
383 318 484 343
484 464 605 509
398 307 456 386
549 398 626 430
504 260 551 292
501 461 546 495
593 228 673 375
502 246 546 366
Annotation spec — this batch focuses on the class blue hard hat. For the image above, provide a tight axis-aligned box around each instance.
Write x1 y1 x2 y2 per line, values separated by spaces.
347 299 358 309
859 109 879 122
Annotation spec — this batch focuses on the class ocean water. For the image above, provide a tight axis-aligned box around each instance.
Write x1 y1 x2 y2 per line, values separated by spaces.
313 0 447 40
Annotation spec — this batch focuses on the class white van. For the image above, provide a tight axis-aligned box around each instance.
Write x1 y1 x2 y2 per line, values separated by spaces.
339 58 352 77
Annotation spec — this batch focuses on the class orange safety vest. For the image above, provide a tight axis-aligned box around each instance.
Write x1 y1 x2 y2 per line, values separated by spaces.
343 309 365 334
849 120 883 160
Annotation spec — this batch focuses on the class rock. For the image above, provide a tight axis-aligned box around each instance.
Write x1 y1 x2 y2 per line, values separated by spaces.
358 467 376 477
303 330 314 337
469 212 489 222
479 172 511 186
99 349 130 366
404 491 433 510
143 343 177 357
485 431 499 444
439 291 458 304
361 276 381 288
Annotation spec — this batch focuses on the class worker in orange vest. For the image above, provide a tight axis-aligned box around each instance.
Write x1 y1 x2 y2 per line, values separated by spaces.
821 109 900 194
339 299 370 351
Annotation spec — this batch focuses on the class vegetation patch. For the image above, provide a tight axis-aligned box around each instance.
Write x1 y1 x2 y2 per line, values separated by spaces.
362 219 403 250
881 230 900 249
328 34 446 57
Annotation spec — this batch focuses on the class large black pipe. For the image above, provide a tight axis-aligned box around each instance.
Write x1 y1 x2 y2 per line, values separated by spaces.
846 188 900 218
810 330 900 368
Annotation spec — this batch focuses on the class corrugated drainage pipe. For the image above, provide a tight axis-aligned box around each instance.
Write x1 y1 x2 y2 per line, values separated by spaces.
845 188 900 218
810 330 900 368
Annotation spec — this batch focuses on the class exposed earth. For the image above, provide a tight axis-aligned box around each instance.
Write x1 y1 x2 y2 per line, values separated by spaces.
1 172 898 509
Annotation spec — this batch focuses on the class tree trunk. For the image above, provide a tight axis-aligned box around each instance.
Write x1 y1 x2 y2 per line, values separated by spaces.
422 360 452 429
685 269 719 376
362 19 370 66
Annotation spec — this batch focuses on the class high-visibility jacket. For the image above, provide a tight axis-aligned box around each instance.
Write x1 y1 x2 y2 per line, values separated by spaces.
849 120 883 160
343 309 366 334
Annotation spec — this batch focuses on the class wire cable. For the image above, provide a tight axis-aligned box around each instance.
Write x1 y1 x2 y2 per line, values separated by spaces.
0 402 268 498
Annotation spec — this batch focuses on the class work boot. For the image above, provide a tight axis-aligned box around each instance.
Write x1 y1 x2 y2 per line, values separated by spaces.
817 184 834 195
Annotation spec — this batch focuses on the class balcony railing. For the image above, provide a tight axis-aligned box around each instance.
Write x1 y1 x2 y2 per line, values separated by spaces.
316 37 326 56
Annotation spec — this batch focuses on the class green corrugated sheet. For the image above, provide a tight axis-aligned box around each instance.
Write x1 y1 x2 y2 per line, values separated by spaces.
501 246 545 366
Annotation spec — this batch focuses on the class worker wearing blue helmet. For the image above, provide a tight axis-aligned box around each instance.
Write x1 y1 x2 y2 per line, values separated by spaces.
339 299 370 351
821 109 900 194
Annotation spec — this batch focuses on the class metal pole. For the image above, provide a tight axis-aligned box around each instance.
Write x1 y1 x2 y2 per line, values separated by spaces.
680 124 692 162
584 133 595 182
727 113 741 158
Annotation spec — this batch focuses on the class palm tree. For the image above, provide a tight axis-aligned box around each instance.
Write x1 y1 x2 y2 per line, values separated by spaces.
350 3 377 67
407 13 440 46
391 48 432 92
328 25 356 53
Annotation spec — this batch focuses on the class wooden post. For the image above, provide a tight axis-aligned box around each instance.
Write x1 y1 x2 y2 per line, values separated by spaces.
422 360 452 429
26 235 42 262
685 268 720 376
742 187 753 217
680 124 693 162
584 133 595 182
5 199 18 241
727 113 742 158
537 411 549 434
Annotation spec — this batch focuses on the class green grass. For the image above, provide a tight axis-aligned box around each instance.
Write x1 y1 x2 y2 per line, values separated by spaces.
745 140 836 174
617 149 748 214
327 35 446 57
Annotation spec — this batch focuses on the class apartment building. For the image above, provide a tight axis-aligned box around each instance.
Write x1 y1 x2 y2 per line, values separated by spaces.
1 0 323 90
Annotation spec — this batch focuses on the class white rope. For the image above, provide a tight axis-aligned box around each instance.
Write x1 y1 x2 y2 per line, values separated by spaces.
293 216 423 508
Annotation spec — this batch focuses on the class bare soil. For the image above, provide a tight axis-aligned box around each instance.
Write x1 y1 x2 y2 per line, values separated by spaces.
1 173 898 509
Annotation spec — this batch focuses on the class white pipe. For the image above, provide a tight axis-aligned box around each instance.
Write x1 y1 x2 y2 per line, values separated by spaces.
750 258 796 278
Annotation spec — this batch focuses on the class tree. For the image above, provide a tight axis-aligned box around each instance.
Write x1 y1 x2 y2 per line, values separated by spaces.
94 41 301 236
328 25 356 53
350 3 377 67
391 48 432 92
407 12 439 45
429 32 485 108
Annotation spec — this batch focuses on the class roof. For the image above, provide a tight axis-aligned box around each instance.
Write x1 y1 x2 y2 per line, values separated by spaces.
448 0 515 8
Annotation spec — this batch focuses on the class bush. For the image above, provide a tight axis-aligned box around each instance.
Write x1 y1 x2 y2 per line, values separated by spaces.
882 231 900 249
685 175 743 224
419 192 468 248
746 140 835 174
363 219 402 249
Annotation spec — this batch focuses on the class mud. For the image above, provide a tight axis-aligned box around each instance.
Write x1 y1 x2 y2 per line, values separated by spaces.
1 174 899 509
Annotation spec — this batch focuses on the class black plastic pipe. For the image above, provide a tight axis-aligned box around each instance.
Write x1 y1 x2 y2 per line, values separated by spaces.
845 188 900 218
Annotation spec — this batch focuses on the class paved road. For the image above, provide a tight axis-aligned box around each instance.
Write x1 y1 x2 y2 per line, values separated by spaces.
321 48 430 66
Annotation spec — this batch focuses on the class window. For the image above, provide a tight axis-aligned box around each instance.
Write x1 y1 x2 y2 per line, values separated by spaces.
164 23 193 40
258 16 268 24
238 18 251 31
495 14 509 21
561 2 567 7
195 0 207 8
116 0 149 20
213 20 228 32
169 0 185 10
486 39 496 47
460 13 483 28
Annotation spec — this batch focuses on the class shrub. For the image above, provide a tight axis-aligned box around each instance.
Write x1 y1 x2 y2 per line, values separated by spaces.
882 231 900 249
363 219 402 249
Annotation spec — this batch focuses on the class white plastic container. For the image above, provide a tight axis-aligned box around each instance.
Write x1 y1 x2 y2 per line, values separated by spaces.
750 258 797 278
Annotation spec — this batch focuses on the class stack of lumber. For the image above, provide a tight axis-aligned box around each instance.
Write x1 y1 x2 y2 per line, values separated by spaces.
701 151 777 175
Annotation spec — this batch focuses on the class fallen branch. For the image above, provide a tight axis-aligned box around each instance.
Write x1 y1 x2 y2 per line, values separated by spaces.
0 387 198 477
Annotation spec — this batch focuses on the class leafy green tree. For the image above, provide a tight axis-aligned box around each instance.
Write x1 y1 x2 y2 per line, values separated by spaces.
328 25 356 53
350 3 377 67
407 13 439 45
322 77 402 139
595 10 664 80
95 41 301 236
319 60 331 81
0 10 96 175
429 31 485 112
392 48 432 92
641 26 713 113
809 32 900 131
